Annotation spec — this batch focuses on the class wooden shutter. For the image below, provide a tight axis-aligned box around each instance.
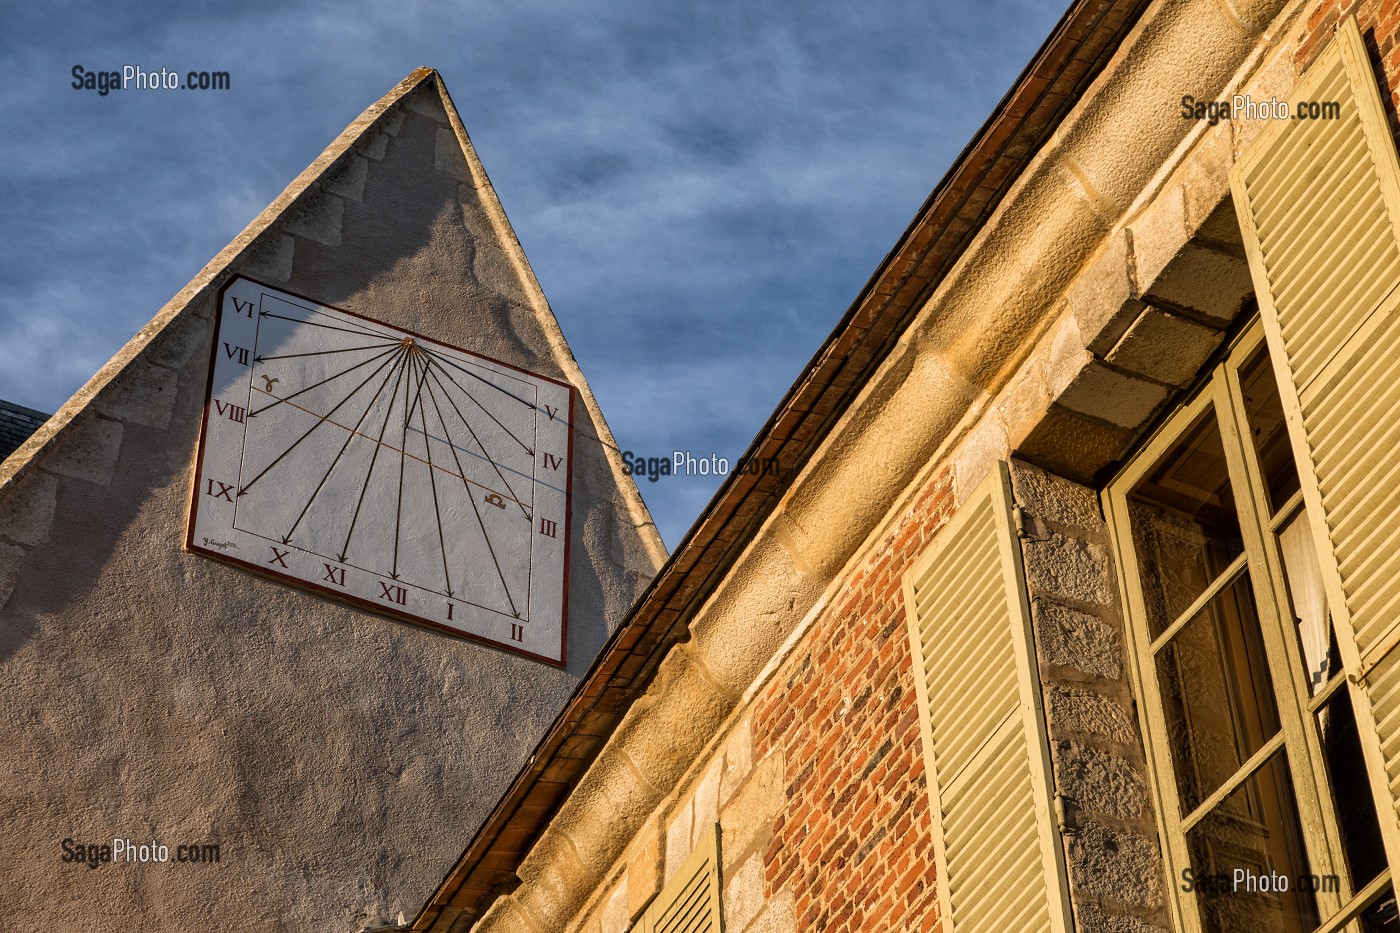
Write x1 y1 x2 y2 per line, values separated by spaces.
901 463 1070 933
634 823 722 933
1231 17 1400 862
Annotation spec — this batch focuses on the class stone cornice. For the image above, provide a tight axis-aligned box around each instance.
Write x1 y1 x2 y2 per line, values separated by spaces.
412 0 1307 927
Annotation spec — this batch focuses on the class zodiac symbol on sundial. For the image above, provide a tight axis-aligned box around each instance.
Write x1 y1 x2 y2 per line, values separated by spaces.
193 279 574 664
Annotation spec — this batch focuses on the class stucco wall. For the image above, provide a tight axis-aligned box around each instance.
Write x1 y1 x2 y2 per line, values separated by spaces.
0 74 663 931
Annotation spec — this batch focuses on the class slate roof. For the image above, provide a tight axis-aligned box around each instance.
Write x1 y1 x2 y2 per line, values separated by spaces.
0 400 48 461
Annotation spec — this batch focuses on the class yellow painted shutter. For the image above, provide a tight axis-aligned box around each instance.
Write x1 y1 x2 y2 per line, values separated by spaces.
635 823 722 933
1231 18 1400 860
902 463 1070 933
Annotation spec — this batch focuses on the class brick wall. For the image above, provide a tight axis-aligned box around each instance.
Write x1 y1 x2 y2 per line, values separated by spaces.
751 468 954 932
1295 0 1400 142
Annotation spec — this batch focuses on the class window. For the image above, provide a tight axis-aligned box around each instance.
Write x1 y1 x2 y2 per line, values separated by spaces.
1106 323 1397 932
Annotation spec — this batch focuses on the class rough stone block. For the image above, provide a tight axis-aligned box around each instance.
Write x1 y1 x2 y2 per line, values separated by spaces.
284 191 344 247
626 815 662 921
1055 361 1170 430
598 882 629 933
436 127 474 183
45 417 123 486
242 232 295 284
723 854 765 933
1053 741 1148 821
381 107 406 136
404 87 447 122
1105 307 1224 388
1066 232 1147 356
1182 120 1234 235
744 888 796 933
953 416 1009 506
718 718 754 808
664 799 694 883
1009 459 1104 540
691 761 722 848
360 129 390 162
1130 184 1188 291
1067 823 1165 910
1033 599 1122 679
1023 533 1115 607
145 304 213 371
1015 403 1134 484
323 155 369 202
96 363 180 430
0 470 58 547
1048 687 1136 743
1233 45 1298 156
1143 243 1254 324
1194 199 1246 258
1075 904 1173 933
719 752 783 867
998 364 1052 452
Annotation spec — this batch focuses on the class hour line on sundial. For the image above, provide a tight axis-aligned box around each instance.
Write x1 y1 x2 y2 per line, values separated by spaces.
338 342 414 564
420 350 534 455
247 344 402 419
418 359 532 520
418 343 542 416
192 278 573 663
278 342 415 546
419 360 525 615
237 345 408 500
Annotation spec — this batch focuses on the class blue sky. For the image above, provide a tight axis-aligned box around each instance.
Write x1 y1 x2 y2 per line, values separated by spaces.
0 0 1067 549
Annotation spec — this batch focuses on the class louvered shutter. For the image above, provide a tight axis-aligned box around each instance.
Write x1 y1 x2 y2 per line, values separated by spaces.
634 823 722 933
901 463 1070 933
1231 17 1400 864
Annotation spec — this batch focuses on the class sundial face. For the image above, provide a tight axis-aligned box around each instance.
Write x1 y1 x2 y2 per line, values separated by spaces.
188 276 574 665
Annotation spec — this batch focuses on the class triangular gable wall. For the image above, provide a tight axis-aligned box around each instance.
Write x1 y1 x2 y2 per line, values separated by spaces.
0 69 664 930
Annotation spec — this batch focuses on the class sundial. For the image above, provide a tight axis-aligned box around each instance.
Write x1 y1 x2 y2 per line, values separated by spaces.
188 276 574 664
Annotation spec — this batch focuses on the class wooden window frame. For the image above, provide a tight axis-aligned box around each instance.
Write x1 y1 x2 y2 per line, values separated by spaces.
1104 321 1392 933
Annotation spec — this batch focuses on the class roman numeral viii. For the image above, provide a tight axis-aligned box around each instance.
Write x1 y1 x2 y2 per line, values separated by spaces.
213 400 246 423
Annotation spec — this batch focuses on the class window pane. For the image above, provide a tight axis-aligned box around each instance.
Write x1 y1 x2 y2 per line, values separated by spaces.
1316 691 1388 891
1357 889 1400 931
1156 573 1280 813
1277 508 1340 696
1183 753 1318 933
1129 407 1245 638
1238 342 1300 517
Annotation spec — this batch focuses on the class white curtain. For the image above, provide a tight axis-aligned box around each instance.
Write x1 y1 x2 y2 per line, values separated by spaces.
1278 510 1332 696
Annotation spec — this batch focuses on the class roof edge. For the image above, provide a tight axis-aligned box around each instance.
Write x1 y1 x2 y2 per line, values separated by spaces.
408 0 1155 927
0 67 437 495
